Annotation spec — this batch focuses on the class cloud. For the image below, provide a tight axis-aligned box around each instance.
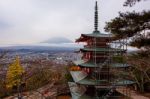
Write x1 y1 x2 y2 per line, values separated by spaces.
0 0 149 45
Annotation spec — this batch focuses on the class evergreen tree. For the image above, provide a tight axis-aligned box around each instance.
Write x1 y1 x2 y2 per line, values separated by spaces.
105 11 150 49
124 0 144 7
104 0 150 92
124 0 147 7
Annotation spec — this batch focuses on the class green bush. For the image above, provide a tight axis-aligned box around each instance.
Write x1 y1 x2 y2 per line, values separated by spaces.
113 55 125 63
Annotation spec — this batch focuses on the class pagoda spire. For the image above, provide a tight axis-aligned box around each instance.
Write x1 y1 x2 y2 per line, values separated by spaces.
94 1 99 33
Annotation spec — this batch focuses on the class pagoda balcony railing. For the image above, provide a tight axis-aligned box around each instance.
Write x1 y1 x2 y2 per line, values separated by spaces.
82 56 108 59
93 55 109 58
84 45 109 48
81 57 108 62
93 71 110 75
90 75 110 85
88 41 111 44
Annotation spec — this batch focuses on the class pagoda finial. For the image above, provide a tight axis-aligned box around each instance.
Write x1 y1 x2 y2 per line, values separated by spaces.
94 1 99 33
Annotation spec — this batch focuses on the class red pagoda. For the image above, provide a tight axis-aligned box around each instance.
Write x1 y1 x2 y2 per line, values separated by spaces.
68 1 135 99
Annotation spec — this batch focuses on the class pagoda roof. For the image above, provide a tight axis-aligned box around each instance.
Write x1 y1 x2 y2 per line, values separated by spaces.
78 76 107 85
70 71 88 82
68 81 134 99
68 82 86 97
82 32 113 38
112 79 135 86
74 60 130 68
76 32 116 42
74 60 98 67
70 71 107 85
80 47 126 52
68 82 98 99
70 71 135 86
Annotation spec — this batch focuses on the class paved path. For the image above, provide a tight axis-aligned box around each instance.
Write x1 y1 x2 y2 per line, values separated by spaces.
117 87 150 99
129 90 150 99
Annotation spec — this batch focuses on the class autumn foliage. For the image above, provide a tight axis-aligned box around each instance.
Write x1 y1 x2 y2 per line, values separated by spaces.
69 66 81 71
6 56 24 89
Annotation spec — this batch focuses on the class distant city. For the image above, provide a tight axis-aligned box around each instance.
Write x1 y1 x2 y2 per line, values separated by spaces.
0 43 81 79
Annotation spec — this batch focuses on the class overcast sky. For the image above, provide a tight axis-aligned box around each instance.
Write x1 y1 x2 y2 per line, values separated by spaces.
0 0 149 45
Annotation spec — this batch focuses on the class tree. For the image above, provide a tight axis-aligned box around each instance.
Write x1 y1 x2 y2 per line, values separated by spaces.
0 51 7 98
26 68 52 90
104 0 150 92
124 0 147 7
105 10 150 49
127 51 150 92
6 56 24 98
104 0 150 49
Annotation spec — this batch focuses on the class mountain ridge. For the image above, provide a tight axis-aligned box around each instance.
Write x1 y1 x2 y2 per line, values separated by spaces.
41 37 73 44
